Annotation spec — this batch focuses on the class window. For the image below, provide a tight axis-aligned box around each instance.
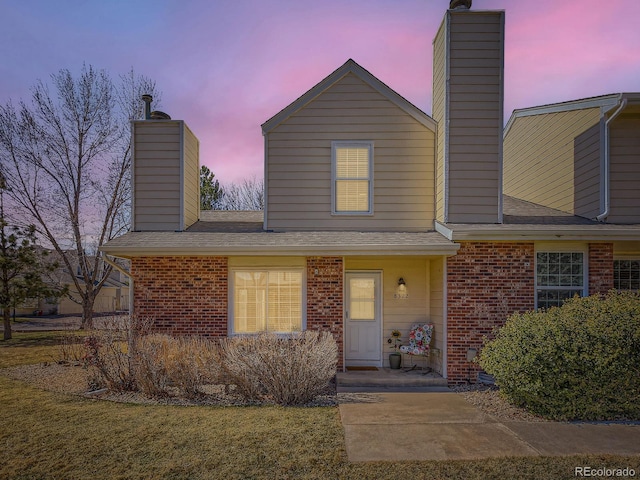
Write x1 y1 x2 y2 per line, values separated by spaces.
614 260 640 291
232 270 303 334
332 141 373 214
536 252 585 310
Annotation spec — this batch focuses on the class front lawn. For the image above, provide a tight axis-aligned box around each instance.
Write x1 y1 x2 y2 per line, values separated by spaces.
1 332 638 479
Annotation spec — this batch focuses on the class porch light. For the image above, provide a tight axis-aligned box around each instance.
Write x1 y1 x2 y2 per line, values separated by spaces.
397 278 406 288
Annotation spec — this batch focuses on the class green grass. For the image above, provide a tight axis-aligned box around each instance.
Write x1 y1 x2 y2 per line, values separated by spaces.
1 332 639 479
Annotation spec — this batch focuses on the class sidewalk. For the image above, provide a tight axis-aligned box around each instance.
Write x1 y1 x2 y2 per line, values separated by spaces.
1 315 125 332
338 392 640 462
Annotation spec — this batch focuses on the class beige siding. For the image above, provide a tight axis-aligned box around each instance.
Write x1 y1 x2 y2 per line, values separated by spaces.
432 11 504 224
574 123 602 218
428 257 444 375
133 121 181 231
183 125 200 229
503 108 601 215
133 120 200 231
265 73 435 231
345 256 443 373
614 241 640 256
609 114 640 223
433 18 446 222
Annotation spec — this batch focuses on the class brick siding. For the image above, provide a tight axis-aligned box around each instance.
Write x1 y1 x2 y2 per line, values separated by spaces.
306 257 344 370
588 243 614 295
446 242 535 383
131 256 228 336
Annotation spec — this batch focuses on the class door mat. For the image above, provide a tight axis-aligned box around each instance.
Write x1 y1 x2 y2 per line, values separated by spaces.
346 366 378 371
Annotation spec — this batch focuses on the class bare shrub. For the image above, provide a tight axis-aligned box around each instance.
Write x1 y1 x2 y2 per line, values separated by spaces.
220 331 338 406
82 315 153 392
57 331 86 364
134 334 173 397
134 334 223 399
168 336 222 399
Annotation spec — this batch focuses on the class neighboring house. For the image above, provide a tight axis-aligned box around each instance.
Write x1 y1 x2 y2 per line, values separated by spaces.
8 253 130 316
101 5 639 383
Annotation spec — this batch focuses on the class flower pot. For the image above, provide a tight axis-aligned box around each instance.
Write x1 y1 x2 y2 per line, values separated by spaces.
389 353 402 370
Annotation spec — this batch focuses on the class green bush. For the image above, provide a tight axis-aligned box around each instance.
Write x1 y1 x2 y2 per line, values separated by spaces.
479 291 640 421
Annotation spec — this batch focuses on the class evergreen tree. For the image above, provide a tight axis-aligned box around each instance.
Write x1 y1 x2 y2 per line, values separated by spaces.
200 165 224 210
0 175 63 340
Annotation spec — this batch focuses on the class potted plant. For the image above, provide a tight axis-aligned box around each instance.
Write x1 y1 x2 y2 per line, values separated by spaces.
387 330 402 369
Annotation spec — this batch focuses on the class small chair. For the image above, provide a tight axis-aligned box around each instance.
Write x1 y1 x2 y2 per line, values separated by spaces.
399 323 433 373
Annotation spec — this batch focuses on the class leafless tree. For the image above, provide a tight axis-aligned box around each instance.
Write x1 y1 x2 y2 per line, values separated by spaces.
218 176 264 211
0 65 160 328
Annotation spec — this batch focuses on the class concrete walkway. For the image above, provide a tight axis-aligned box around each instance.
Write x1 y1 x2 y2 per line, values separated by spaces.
338 392 640 462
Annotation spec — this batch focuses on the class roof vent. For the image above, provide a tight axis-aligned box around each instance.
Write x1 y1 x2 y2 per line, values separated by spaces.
150 111 171 120
141 94 153 120
450 0 472 9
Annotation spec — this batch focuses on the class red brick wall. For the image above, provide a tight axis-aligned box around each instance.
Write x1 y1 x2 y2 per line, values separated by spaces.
131 256 228 336
588 243 614 295
306 257 344 370
446 242 535 383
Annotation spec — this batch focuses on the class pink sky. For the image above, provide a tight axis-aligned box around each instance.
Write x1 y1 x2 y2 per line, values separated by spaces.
1 0 639 184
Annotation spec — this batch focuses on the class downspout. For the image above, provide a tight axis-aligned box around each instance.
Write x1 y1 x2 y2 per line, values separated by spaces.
103 255 133 315
596 98 627 222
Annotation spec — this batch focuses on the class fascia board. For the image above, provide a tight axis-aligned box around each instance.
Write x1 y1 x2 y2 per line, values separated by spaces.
441 225 640 242
504 94 622 138
100 244 461 258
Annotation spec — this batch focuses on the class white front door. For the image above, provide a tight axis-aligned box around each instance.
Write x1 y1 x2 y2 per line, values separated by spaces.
345 272 382 366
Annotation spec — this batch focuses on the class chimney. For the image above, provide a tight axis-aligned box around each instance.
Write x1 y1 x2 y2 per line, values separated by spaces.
141 94 153 120
432 4 505 223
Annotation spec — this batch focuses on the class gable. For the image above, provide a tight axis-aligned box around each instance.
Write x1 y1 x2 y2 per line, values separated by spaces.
262 59 436 134
263 67 436 232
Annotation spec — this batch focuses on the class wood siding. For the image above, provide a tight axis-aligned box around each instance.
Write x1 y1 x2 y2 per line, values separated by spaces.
183 124 200 229
609 114 640 223
432 11 504 224
265 73 435 231
503 108 601 215
133 120 200 231
133 121 182 231
428 256 445 375
433 19 446 223
574 122 601 218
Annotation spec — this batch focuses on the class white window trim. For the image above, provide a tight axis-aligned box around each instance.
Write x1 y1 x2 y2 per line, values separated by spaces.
331 141 374 216
534 244 588 310
228 267 307 335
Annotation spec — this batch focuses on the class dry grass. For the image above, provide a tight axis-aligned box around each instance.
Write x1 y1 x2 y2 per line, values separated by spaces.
1 332 639 479
0 331 67 367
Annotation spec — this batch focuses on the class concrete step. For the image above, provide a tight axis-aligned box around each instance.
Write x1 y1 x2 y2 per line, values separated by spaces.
337 367 448 390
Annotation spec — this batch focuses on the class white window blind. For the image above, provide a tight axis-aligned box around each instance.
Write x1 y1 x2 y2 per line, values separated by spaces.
333 142 372 214
233 270 302 334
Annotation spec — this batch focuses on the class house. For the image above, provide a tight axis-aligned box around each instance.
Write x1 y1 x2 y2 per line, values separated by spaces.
101 4 640 383
7 252 130 316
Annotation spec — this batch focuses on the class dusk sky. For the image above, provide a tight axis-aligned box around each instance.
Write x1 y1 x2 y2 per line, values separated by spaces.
2 0 639 184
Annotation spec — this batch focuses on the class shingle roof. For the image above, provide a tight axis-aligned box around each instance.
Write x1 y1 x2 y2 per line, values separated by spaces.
102 212 459 257
502 196 597 225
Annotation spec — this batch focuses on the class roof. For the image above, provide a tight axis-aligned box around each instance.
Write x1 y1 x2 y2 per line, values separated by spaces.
503 92 640 138
502 196 597 225
435 195 640 241
261 59 436 134
102 210 458 257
